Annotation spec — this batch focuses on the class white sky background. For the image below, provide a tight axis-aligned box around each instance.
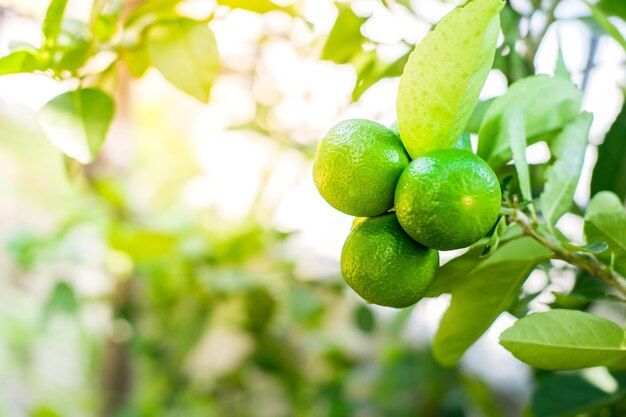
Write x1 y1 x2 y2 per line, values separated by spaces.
1 0 626 406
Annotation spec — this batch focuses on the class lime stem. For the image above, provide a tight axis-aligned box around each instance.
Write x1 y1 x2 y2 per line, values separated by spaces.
510 209 626 298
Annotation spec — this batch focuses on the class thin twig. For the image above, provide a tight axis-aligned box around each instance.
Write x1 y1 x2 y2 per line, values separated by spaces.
510 209 626 297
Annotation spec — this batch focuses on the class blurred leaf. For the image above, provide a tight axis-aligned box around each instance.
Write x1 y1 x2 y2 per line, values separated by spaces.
37 88 115 164
533 372 626 417
494 45 533 83
550 292 625 310
500 309 626 370
478 75 582 168
109 226 177 262
354 304 375 333
433 238 552 366
147 18 220 103
584 191 626 275
555 47 570 80
591 95 626 201
599 0 626 21
585 1 626 52
461 375 506 417
123 44 151 78
352 50 409 101
541 112 593 228
90 0 122 42
500 4 522 47
427 248 483 297
125 0 182 27
507 291 542 319
0 50 44 75
44 282 79 316
43 0 69 46
467 98 494 133
288 286 323 324
321 6 367 64
562 241 609 254
396 0 504 158
217 0 295 15
455 131 472 152
31 406 63 417
508 106 534 214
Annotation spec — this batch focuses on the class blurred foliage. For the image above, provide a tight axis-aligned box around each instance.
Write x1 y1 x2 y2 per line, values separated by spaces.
2 0 626 416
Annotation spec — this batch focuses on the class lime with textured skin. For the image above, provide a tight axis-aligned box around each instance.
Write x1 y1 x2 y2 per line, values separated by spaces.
395 149 501 251
313 119 410 217
341 213 439 308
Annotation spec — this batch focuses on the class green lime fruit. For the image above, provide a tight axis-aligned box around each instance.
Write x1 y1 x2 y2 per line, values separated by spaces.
313 119 410 217
395 149 501 251
341 213 439 308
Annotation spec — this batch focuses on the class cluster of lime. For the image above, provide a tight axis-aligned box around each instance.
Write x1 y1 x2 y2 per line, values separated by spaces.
313 119 501 308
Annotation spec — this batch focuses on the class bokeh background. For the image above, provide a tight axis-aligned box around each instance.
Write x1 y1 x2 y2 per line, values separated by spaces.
0 0 625 416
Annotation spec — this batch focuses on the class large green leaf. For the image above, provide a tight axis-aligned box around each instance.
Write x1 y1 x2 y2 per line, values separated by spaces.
396 0 504 158
432 238 552 366
591 96 626 201
478 75 582 167
541 113 593 228
584 191 626 275
147 18 220 103
533 372 626 417
500 309 626 370
321 6 366 65
37 88 115 164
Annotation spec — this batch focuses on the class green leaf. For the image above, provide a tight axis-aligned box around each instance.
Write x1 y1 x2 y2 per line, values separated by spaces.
352 51 410 101
508 106 534 212
396 0 504 158
467 98 495 134
37 88 115 164
532 372 626 417
125 0 182 27
599 0 626 21
148 18 220 103
109 226 177 261
44 282 78 316
562 241 609 254
43 0 69 46
555 47 570 80
500 309 626 370
216 0 295 15
455 131 473 152
585 1 626 52
541 112 593 228
478 75 582 168
480 216 508 257
584 191 626 275
591 95 626 201
427 248 484 297
433 238 552 366
321 6 366 65
123 44 151 78
0 50 44 75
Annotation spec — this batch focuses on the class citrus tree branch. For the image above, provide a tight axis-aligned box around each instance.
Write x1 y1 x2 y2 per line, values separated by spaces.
509 209 626 297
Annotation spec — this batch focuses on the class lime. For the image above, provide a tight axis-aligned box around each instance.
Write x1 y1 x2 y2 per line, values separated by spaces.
341 213 439 308
313 119 410 217
395 149 501 250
